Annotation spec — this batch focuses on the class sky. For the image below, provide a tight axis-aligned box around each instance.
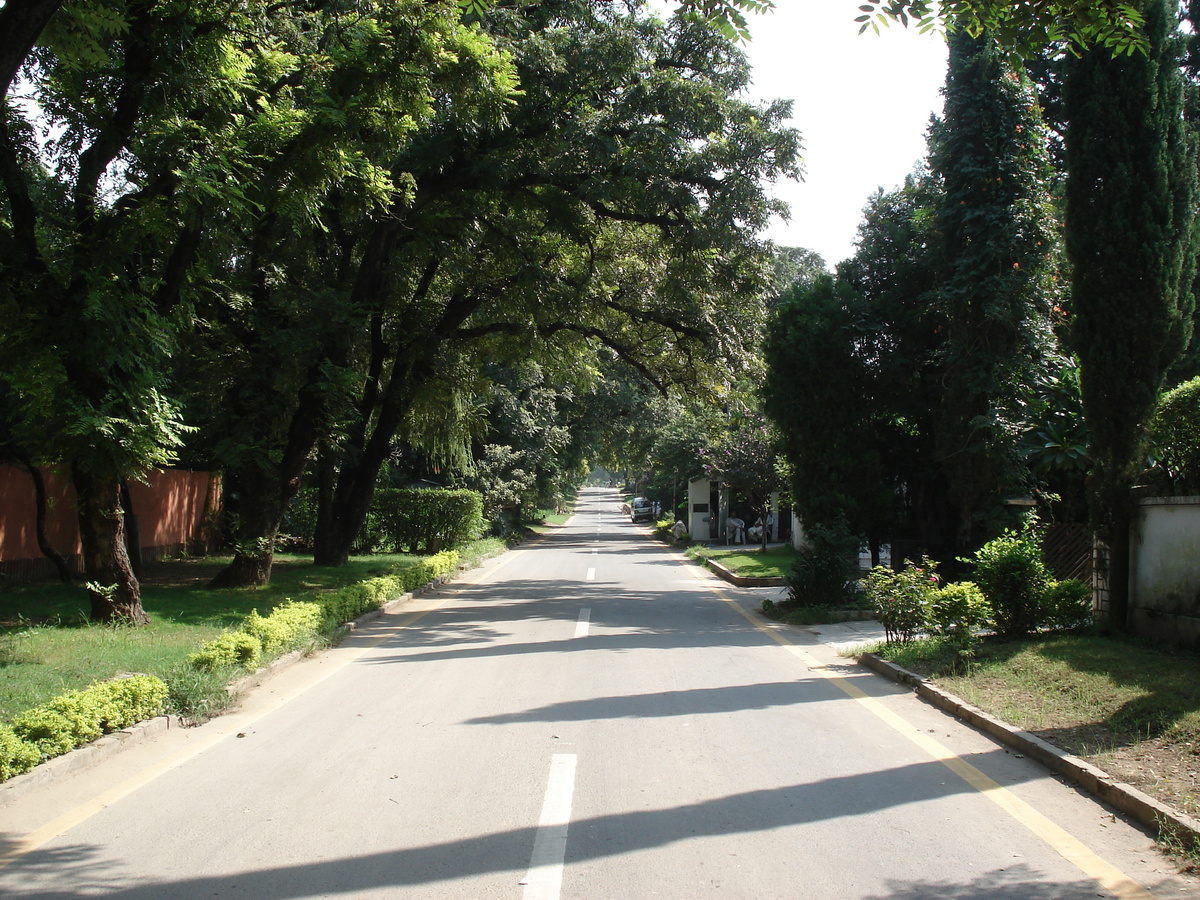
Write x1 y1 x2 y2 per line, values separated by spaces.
740 3 950 268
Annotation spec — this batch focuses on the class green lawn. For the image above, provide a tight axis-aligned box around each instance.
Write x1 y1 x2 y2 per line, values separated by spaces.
878 633 1200 747
869 632 1200 826
527 509 573 533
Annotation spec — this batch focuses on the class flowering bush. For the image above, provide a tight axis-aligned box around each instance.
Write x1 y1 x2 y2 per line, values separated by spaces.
863 556 941 642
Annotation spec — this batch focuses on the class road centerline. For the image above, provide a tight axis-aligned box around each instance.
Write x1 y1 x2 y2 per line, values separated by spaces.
574 608 590 638
521 753 577 900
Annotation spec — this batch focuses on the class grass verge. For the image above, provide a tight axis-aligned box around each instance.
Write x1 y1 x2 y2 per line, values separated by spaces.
0 539 506 724
770 604 873 626
526 510 573 533
865 631 1200 853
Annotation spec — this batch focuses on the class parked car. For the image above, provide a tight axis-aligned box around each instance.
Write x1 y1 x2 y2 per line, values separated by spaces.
627 497 656 524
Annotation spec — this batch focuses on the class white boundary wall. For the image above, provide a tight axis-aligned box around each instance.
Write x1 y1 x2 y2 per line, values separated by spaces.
1130 496 1200 649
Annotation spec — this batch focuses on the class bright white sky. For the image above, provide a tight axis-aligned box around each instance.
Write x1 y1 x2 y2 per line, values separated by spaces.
741 3 949 268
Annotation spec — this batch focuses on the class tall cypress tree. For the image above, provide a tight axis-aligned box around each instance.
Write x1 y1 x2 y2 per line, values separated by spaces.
1064 0 1199 630
928 29 1060 552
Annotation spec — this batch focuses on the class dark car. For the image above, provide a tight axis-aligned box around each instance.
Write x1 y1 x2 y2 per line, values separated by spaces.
628 497 656 524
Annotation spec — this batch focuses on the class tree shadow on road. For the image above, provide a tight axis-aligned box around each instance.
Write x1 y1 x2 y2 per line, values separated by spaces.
1 755 1155 899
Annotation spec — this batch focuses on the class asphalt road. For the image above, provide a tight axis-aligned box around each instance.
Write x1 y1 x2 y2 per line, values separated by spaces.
1 486 1196 899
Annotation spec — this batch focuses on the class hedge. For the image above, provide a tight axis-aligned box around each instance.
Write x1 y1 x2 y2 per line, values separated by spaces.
2 675 168 780
188 600 326 671
187 551 461 671
371 489 483 554
281 488 483 554
312 550 459 628
1148 375 1200 493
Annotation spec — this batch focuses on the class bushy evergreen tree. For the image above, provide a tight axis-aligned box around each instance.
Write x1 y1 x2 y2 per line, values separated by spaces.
766 174 946 563
927 29 1060 551
1064 0 1199 629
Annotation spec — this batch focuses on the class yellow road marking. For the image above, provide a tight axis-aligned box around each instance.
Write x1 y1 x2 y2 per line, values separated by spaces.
697 569 1155 900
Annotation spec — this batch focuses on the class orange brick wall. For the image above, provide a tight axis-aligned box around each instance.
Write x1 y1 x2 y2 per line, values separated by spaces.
0 465 219 580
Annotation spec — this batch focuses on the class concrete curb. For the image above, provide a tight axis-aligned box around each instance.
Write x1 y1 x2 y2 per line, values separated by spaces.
703 557 786 588
0 714 180 808
861 652 1200 850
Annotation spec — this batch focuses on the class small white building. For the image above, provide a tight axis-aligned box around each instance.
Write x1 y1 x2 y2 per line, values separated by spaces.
688 477 712 541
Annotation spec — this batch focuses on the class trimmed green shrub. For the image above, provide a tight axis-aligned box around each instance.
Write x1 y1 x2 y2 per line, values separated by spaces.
11 706 81 757
925 581 991 637
189 598 329 672
0 550 466 782
1043 578 1093 631
92 675 170 730
188 631 262 672
785 521 861 608
1147 376 1200 493
864 556 940 643
310 550 459 629
242 601 323 656
371 489 484 554
10 675 168 760
0 724 41 781
968 526 1052 638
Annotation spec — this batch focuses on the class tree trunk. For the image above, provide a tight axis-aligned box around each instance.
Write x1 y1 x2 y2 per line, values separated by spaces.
71 465 148 625
312 368 416 566
15 456 73 582
208 360 333 587
313 461 379 567
312 443 339 564
120 480 143 578
208 472 285 588
1100 509 1133 633
209 547 275 588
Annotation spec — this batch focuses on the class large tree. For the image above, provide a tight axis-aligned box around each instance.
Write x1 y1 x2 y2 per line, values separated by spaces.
202 3 798 579
855 0 1147 55
927 28 1060 551
1 0 512 610
307 7 796 566
767 172 955 563
1064 0 1199 630
186 0 513 588
0 0 307 621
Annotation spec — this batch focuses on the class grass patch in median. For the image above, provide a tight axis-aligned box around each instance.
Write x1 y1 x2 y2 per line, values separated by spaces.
774 605 868 626
866 632 1200 825
687 545 796 579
